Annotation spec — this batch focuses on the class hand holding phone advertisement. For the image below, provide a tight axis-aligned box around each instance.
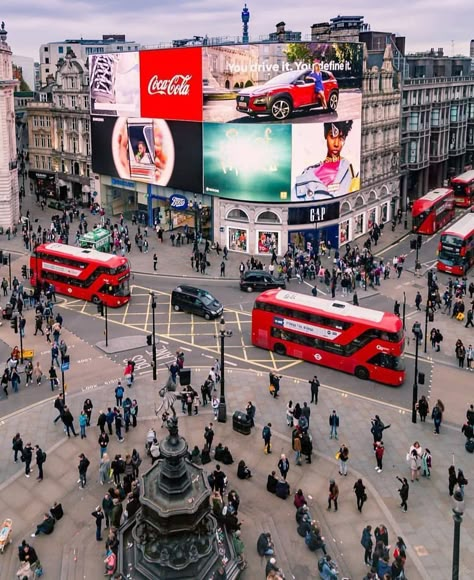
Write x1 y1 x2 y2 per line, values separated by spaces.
111 118 174 185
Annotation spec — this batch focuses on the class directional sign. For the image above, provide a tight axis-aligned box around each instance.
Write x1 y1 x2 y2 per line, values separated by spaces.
61 362 70 372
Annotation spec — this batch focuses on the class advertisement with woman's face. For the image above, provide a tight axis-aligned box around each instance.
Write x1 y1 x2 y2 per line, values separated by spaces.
291 119 361 202
91 116 202 193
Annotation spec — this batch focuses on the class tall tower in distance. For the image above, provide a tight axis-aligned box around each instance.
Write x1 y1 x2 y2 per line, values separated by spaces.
0 21 20 229
470 40 474 72
241 3 250 44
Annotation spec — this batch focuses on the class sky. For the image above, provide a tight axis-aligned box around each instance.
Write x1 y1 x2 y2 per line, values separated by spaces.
3 0 473 60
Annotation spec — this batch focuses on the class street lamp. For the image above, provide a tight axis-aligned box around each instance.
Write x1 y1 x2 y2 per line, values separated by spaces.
402 291 406 331
150 291 157 381
217 316 232 423
411 321 421 423
452 490 465 580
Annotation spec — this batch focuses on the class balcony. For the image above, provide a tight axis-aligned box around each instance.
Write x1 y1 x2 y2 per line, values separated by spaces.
403 76 474 88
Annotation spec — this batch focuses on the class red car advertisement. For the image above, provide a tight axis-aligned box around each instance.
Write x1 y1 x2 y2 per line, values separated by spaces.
139 47 203 122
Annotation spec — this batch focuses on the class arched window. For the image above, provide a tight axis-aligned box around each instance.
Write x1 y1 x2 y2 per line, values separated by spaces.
340 201 351 215
368 190 377 203
354 195 364 209
226 208 249 222
380 185 390 198
255 210 281 224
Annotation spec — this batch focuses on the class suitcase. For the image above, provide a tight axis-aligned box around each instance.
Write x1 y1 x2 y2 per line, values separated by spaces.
465 439 474 453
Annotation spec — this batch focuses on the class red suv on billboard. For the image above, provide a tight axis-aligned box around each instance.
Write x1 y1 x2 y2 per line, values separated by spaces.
236 69 339 121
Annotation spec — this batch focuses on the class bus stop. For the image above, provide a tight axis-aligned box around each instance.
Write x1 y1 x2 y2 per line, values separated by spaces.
79 228 111 252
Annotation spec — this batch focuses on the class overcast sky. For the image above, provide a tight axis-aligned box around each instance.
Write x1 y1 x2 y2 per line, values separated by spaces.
3 0 473 60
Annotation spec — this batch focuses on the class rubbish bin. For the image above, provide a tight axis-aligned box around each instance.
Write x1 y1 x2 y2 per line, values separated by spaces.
179 368 191 386
232 411 251 435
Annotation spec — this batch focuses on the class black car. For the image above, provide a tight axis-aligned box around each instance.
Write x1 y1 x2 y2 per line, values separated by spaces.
171 285 223 319
240 270 286 293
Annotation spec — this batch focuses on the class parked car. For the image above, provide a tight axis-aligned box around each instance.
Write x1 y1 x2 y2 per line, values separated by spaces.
236 69 339 121
240 270 286 293
171 285 223 320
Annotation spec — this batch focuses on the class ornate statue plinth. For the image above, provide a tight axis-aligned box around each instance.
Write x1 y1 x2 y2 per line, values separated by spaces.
118 417 241 579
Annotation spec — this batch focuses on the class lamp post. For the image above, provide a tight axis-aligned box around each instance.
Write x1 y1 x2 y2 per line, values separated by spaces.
217 316 232 423
412 321 421 423
402 291 406 331
452 490 465 580
150 291 157 381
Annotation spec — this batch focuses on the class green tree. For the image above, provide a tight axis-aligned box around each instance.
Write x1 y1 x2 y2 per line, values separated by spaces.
284 43 313 65
245 80 253 87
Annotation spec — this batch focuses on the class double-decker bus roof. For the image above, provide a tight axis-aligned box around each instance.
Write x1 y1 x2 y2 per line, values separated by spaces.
442 214 474 238
38 243 124 264
451 170 474 183
412 188 453 214
256 289 397 326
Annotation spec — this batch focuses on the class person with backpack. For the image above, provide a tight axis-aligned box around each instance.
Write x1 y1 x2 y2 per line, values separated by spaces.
262 423 272 454
432 399 445 434
115 382 124 407
12 433 23 463
319 554 338 579
35 445 46 481
360 525 373 566
78 453 90 488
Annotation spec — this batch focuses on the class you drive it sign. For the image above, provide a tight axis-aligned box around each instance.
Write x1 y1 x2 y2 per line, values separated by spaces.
139 47 203 122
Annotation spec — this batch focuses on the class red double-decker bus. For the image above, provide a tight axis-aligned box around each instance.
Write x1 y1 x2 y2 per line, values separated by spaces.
411 187 455 234
251 289 405 386
30 243 131 307
437 214 474 275
450 170 474 207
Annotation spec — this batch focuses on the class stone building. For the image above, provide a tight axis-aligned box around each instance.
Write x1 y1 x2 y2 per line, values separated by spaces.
0 22 20 229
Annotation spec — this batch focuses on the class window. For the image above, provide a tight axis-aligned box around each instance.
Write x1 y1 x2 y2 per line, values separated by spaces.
256 211 281 224
84 96 89 110
71 95 77 108
45 68 49 73
226 208 249 222
451 105 459 123
71 118 78 131
45 58 49 64
44 47 48 52
83 118 90 133
431 109 440 127
409 112 419 131
409 141 417 163
58 47 63 54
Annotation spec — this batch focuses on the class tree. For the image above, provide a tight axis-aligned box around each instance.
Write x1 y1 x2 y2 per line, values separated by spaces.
284 43 313 65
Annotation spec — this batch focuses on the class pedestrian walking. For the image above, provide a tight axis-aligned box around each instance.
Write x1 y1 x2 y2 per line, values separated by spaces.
431 399 445 434
12 433 23 462
33 361 43 385
416 395 429 422
286 400 294 426
115 410 124 442
91 506 105 541
415 291 422 311
338 443 349 476
374 441 384 473
130 399 138 427
115 381 124 407
62 406 78 437
397 476 409 512
277 454 289 480
105 407 115 435
35 445 45 481
354 479 367 513
78 453 90 488
79 411 88 439
22 442 33 477
361 525 373 565
245 401 255 428
293 431 302 466
53 393 65 424
83 398 93 426
153 253 158 271
51 342 60 367
467 345 474 371
211 395 219 420
329 409 339 439
98 432 109 458
48 365 58 392
421 448 432 477
262 423 272 454
327 479 339 511
309 375 320 404
25 360 33 386
99 453 111 485
220 261 226 277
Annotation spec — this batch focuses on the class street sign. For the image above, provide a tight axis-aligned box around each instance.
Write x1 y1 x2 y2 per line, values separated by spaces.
61 362 70 371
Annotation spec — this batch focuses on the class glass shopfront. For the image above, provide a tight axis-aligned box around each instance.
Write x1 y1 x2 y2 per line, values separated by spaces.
228 227 248 252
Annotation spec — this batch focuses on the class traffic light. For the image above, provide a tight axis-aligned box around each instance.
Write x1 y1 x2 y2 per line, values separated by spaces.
410 239 417 250
21 265 27 279
62 354 70 365
10 316 18 333
417 234 422 249
418 372 425 385
97 302 104 316
146 335 152 346
427 270 433 289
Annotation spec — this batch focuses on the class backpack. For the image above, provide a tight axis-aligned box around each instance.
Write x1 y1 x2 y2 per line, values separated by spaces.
42 451 47 463
262 426 270 440
318 557 325 572
119 459 126 474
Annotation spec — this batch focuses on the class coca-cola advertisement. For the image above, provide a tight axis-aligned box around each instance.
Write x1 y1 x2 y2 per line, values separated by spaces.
90 53 141 117
91 116 202 192
139 47 203 122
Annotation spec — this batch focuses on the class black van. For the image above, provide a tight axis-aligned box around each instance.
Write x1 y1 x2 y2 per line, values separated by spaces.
239 270 286 292
171 285 223 320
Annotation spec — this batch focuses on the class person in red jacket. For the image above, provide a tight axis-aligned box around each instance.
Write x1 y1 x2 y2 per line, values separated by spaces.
375 441 384 473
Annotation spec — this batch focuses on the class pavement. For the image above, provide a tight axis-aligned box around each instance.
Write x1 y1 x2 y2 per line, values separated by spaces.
0 195 472 578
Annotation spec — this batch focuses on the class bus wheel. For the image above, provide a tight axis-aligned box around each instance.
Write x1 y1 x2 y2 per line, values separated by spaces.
355 366 369 380
92 295 100 304
274 343 286 356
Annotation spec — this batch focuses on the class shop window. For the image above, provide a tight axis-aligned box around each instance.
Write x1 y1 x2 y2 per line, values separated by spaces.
367 208 376 230
354 213 364 235
226 208 249 222
228 227 248 252
339 220 350 245
381 203 389 223
256 210 281 224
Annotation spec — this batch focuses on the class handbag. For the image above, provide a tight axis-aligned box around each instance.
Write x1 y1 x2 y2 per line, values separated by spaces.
269 384 275 393
335 452 341 460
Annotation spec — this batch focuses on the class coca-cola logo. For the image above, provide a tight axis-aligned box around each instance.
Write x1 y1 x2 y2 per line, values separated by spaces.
147 74 192 96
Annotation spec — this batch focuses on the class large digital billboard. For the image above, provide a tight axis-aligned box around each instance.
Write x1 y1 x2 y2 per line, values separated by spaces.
91 116 202 193
203 123 291 202
90 42 363 202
